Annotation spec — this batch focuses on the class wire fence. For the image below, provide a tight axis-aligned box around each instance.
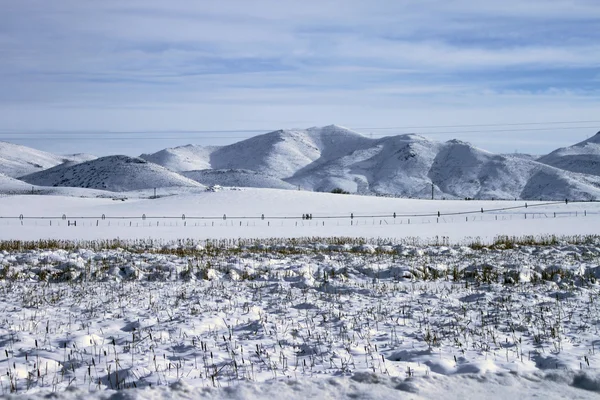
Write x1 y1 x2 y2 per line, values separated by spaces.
0 200 597 225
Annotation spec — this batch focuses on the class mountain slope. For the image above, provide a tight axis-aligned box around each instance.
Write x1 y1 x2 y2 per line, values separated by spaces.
0 173 36 194
140 145 218 171
5 126 600 200
286 135 600 200
141 125 374 179
208 125 373 179
0 141 96 178
141 127 600 200
20 156 203 192
182 169 296 189
537 132 600 176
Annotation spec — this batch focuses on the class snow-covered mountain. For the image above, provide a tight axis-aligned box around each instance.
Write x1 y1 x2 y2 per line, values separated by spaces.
141 125 373 178
0 141 96 178
138 125 600 200
285 135 600 200
2 126 600 199
20 155 203 192
537 132 600 176
182 169 296 190
140 144 218 171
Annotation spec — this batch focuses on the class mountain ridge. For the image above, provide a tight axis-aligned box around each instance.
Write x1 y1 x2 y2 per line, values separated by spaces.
1 126 599 200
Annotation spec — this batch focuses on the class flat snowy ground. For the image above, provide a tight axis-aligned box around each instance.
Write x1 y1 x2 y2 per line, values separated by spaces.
0 188 598 243
0 189 598 399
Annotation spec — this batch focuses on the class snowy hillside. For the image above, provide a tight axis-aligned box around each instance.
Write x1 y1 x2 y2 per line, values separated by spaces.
0 141 96 177
182 169 296 189
501 153 541 161
137 126 600 200
286 135 600 200
2 127 600 199
140 144 218 171
208 125 373 178
0 173 35 193
538 132 600 176
20 155 203 192
142 125 373 178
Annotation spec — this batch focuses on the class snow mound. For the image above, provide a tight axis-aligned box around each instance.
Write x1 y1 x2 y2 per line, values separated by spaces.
19 155 203 192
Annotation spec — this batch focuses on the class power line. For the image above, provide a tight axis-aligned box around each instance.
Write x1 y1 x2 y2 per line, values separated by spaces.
0 125 597 141
357 120 600 130
0 200 593 220
0 118 598 138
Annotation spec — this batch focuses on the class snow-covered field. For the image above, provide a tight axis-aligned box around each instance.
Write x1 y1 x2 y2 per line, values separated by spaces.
0 189 599 399
0 188 599 243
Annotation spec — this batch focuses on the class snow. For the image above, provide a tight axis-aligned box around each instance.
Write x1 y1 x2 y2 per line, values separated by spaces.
183 169 296 190
538 132 600 177
1 130 600 399
140 126 600 200
19 156 203 192
0 141 96 178
0 188 598 242
0 173 35 193
1 126 600 199
140 144 218 172
0 216 598 398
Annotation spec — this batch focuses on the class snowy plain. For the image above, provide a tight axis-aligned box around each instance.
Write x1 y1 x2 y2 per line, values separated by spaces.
0 188 599 399
0 188 598 243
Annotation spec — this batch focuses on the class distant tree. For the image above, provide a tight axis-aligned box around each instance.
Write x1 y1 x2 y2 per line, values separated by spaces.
331 188 350 194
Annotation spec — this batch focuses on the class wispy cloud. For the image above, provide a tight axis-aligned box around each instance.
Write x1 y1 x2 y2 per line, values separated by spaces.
0 0 599 155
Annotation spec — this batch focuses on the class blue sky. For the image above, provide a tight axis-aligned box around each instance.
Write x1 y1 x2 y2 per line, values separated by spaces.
0 0 599 156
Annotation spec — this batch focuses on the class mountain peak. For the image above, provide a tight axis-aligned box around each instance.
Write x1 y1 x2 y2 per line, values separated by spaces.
446 139 472 146
583 131 600 144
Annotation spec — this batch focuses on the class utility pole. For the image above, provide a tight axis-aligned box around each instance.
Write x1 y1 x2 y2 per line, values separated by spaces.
431 183 434 200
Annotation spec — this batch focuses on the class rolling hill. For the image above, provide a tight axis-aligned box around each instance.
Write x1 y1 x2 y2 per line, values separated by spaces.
537 132 600 176
138 125 600 200
2 126 600 200
182 169 296 190
0 141 96 178
0 173 36 194
140 144 217 172
20 155 203 192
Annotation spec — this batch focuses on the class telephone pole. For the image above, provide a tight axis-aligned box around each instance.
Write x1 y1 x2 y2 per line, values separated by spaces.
431 183 434 200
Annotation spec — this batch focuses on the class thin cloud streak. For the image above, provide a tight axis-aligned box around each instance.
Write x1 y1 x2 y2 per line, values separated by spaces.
0 1 598 156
